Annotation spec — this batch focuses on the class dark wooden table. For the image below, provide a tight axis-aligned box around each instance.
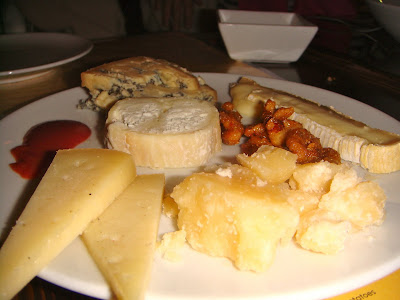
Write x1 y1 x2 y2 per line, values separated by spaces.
261 47 400 122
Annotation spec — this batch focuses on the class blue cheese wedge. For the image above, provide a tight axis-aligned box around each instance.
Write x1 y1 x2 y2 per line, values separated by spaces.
81 56 217 109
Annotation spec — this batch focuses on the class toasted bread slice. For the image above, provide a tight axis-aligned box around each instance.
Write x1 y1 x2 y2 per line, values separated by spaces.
81 56 217 109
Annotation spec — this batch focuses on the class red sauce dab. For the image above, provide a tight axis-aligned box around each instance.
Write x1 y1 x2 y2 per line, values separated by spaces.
10 120 91 179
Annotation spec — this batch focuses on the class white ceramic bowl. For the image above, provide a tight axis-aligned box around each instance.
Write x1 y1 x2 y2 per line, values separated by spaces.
218 9 318 63
367 0 400 43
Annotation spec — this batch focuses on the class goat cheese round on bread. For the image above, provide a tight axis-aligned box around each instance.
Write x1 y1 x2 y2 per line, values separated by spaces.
105 97 222 168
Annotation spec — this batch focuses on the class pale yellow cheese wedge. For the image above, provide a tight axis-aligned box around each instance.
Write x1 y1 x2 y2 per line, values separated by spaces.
0 149 136 300
230 77 400 173
82 174 165 300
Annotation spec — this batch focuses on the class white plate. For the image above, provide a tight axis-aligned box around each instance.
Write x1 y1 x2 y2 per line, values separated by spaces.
0 33 92 81
1 73 400 300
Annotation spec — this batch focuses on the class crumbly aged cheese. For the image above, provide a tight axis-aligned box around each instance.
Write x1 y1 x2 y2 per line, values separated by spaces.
289 161 350 196
162 194 179 219
0 149 136 300
163 146 386 268
105 97 222 168
82 174 165 300
170 171 299 272
230 77 400 173
157 230 187 262
318 167 386 229
295 166 386 255
295 209 352 255
237 145 298 185
81 56 217 109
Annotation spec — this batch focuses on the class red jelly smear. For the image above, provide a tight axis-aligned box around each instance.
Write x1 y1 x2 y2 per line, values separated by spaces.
10 120 91 179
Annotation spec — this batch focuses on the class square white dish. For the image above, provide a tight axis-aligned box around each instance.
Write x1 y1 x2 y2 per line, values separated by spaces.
218 10 318 63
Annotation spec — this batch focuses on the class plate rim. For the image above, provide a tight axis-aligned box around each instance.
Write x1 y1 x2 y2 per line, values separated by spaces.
0 32 93 76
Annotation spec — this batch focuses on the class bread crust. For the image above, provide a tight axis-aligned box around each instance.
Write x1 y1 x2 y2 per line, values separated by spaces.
105 97 222 169
81 56 217 109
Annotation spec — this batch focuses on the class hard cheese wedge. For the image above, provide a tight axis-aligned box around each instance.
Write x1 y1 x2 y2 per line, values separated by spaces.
82 174 165 300
0 149 136 300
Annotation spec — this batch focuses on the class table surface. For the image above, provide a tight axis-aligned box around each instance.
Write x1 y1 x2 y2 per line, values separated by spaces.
1 31 399 300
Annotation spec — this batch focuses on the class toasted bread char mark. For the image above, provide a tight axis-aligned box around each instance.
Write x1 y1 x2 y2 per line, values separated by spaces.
81 56 217 109
230 77 400 173
105 97 222 169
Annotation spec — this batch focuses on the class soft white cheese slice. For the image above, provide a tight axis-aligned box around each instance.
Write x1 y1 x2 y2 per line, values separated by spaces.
0 149 136 299
82 174 165 300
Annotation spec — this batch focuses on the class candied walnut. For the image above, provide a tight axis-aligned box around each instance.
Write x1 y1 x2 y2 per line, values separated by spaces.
283 119 303 131
219 102 244 145
243 100 301 151
241 123 271 155
221 100 341 164
321 147 342 165
241 140 264 156
244 123 267 137
261 99 276 121
247 134 271 148
272 106 295 121
285 128 324 164
221 125 243 146
266 118 287 147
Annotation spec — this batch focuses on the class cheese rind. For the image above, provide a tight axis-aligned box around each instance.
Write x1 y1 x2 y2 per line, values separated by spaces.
0 149 136 300
82 174 165 300
230 77 400 173
105 97 222 169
